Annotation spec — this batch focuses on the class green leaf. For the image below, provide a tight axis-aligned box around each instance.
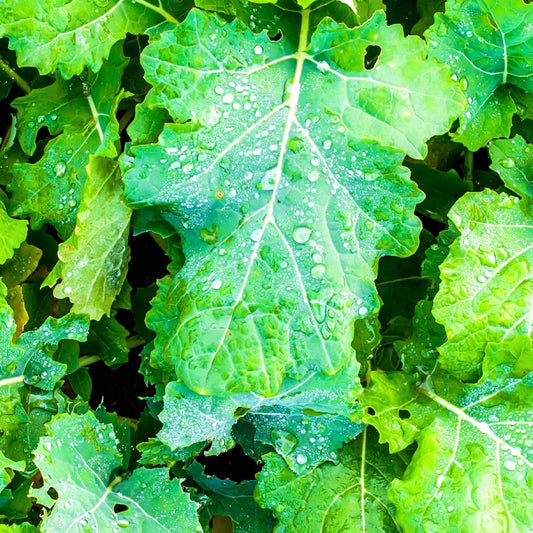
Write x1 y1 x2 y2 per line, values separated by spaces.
43 157 131 320
32 411 202 532
158 358 362 471
489 135 533 202
0 279 90 461
360 370 434 452
406 161 468 223
123 7 463 396
426 0 533 150
0 198 26 265
0 0 174 78
255 429 405 532
84 315 130 367
433 188 533 381
0 525 39 533
8 45 128 237
394 300 446 374
388 367 533 532
187 461 277 533
0 449 24 492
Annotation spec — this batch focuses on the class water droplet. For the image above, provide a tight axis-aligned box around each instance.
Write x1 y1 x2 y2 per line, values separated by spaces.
212 279 222 289
250 228 262 242
254 45 263 55
54 162 66 176
503 460 516 471
359 306 368 315
501 158 515 168
317 60 330 73
296 453 307 464
311 264 326 278
309 170 319 182
293 226 311 243
222 93 234 104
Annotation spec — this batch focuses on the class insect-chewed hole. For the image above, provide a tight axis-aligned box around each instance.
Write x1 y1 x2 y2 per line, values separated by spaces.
367 407 376 416
269 31 282 42
364 45 382 70
114 504 129 513
398 409 411 419
47 487 59 500
210 515 234 532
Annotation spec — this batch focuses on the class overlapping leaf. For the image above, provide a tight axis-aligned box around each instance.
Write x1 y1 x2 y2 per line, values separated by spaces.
32 411 202 532
0 197 26 264
0 0 175 78
157 357 362 472
187 462 276 533
433 137 533 380
44 157 131 320
0 279 90 461
255 429 405 532
8 45 128 238
386 353 533 532
426 0 533 150
123 8 463 396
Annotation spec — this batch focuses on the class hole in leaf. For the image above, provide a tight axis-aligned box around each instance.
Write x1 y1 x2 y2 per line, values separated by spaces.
367 407 376 416
209 515 234 533
269 31 282 42
114 503 129 513
47 487 59 500
198 445 260 482
364 45 382 70
398 409 411 419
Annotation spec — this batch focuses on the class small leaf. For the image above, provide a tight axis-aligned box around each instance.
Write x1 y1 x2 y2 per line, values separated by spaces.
426 0 533 150
32 411 202 532
0 0 171 78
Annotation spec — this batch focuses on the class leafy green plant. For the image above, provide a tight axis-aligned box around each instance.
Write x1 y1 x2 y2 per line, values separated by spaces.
0 0 532 531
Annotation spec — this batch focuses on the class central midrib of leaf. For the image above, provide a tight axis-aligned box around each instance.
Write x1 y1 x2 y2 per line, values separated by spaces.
211 9 312 356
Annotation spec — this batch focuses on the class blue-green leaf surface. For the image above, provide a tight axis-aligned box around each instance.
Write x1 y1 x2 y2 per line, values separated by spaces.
123 8 463 396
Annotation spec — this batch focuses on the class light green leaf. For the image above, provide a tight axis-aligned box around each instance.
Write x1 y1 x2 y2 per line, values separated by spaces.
0 0 174 78
426 0 533 150
0 199 26 265
43 157 131 320
33 411 202 532
158 358 362 471
255 429 405 532
8 45 128 237
123 8 462 396
433 188 533 381
489 135 533 202
360 370 434 452
388 367 533 533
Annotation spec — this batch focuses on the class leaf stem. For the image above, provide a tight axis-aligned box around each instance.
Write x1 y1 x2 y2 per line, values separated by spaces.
126 334 145 350
0 375 24 388
360 427 367 531
0 56 31 95
132 0 179 24
78 355 103 367
464 149 474 191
